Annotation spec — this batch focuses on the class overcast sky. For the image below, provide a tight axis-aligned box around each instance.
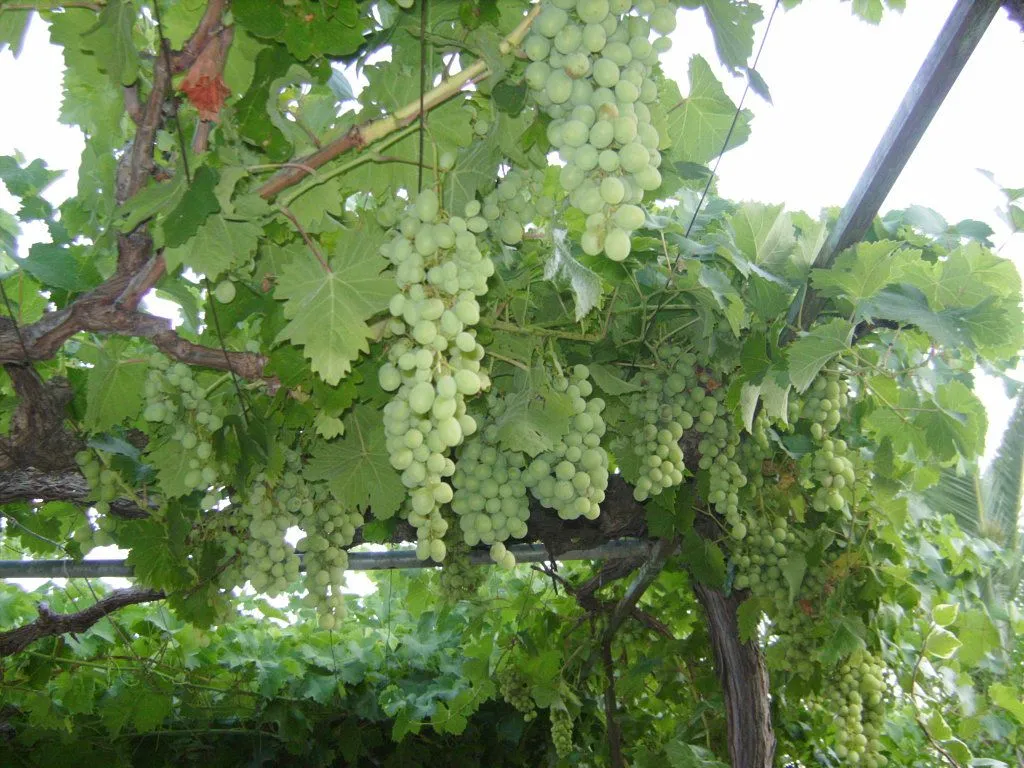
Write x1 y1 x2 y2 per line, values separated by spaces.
1 2 1021 459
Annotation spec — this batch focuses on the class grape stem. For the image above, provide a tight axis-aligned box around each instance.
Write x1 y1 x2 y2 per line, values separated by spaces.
257 4 542 201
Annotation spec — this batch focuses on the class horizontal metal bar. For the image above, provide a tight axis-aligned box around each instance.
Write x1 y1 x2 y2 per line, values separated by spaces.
0 539 652 580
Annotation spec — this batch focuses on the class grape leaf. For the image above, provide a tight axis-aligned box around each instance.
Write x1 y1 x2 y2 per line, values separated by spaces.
661 56 752 165
162 166 221 247
85 339 147 431
494 385 574 457
145 439 194 499
306 404 405 519
81 0 139 86
681 530 725 588
546 228 603 321
163 214 261 281
924 627 962 659
990 683 1024 725
273 226 391 385
736 597 765 644
21 244 102 292
588 363 642 395
780 554 807 604
785 318 852 393
0 8 31 56
680 0 763 72
812 241 920 303
730 202 795 269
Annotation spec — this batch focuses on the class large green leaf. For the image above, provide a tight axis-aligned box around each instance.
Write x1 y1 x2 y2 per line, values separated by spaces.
273 224 391 385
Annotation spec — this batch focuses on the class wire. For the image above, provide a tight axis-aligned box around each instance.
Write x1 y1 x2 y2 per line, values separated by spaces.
639 0 782 347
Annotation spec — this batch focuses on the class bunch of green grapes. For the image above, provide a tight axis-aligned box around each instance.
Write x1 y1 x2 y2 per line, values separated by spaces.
626 348 699 501
451 402 531 567
496 660 537 722
438 539 486 601
824 650 888 767
794 374 856 514
550 706 574 758
523 365 609 521
74 449 122 505
377 190 493 563
481 168 553 245
142 354 226 493
213 449 356 628
523 0 676 261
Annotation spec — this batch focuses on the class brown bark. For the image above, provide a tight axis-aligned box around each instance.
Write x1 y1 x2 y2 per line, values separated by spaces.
0 587 165 658
693 583 775 768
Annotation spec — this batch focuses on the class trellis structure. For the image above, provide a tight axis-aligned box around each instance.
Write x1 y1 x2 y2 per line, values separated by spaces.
0 0 1009 582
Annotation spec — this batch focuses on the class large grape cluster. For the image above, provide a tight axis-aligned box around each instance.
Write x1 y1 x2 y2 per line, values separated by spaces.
522 365 609 521
438 539 486 602
550 706 574 758
824 650 888 767
797 374 856 514
142 354 226 493
377 190 493 563
627 350 695 500
213 449 358 629
451 401 531 568
496 660 537 722
481 167 552 245
523 0 676 261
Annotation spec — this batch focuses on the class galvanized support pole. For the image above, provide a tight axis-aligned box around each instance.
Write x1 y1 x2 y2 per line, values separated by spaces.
785 0 1003 341
0 539 652 580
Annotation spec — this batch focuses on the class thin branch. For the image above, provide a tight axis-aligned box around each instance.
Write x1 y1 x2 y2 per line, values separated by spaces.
169 0 228 74
0 587 165 658
602 536 679 644
256 4 541 201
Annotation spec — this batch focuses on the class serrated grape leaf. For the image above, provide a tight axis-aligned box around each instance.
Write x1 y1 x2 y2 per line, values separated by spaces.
661 56 751 165
55 671 97 715
20 243 102 292
0 9 31 56
819 617 866 666
730 203 795 269
679 0 763 72
925 627 962 659
85 339 147 431
785 318 852 393
745 66 772 104
144 439 194 500
0 155 63 198
546 228 602 321
812 241 920 303
990 683 1024 725
681 530 725 588
780 553 807 604
116 170 188 233
588 363 642 395
736 598 765 644
306 405 404 519
445 116 504 213
914 380 987 462
81 0 139 86
163 213 261 281
162 166 221 247
902 242 1021 311
273 226 390 385
235 46 294 162
495 386 574 457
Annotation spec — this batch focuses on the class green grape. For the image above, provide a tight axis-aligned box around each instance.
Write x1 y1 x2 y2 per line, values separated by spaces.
380 192 494 562
523 0 673 262
523 365 608 521
496 659 538 722
213 279 236 303
550 706 574 758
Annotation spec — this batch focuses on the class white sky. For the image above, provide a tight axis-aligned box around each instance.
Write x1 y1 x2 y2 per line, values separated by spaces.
0 2 1021 585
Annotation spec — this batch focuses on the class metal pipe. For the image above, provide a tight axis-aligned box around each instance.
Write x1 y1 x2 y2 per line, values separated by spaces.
0 539 652 580
784 0 1003 341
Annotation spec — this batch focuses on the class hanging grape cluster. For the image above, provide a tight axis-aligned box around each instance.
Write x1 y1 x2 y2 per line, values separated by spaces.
522 365 609 521
481 167 552 245
550 706 574 758
523 0 675 261
438 539 486 602
377 190 493 563
796 374 856 515
451 397 531 568
213 448 358 629
822 650 888 767
496 659 538 722
142 354 226 494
